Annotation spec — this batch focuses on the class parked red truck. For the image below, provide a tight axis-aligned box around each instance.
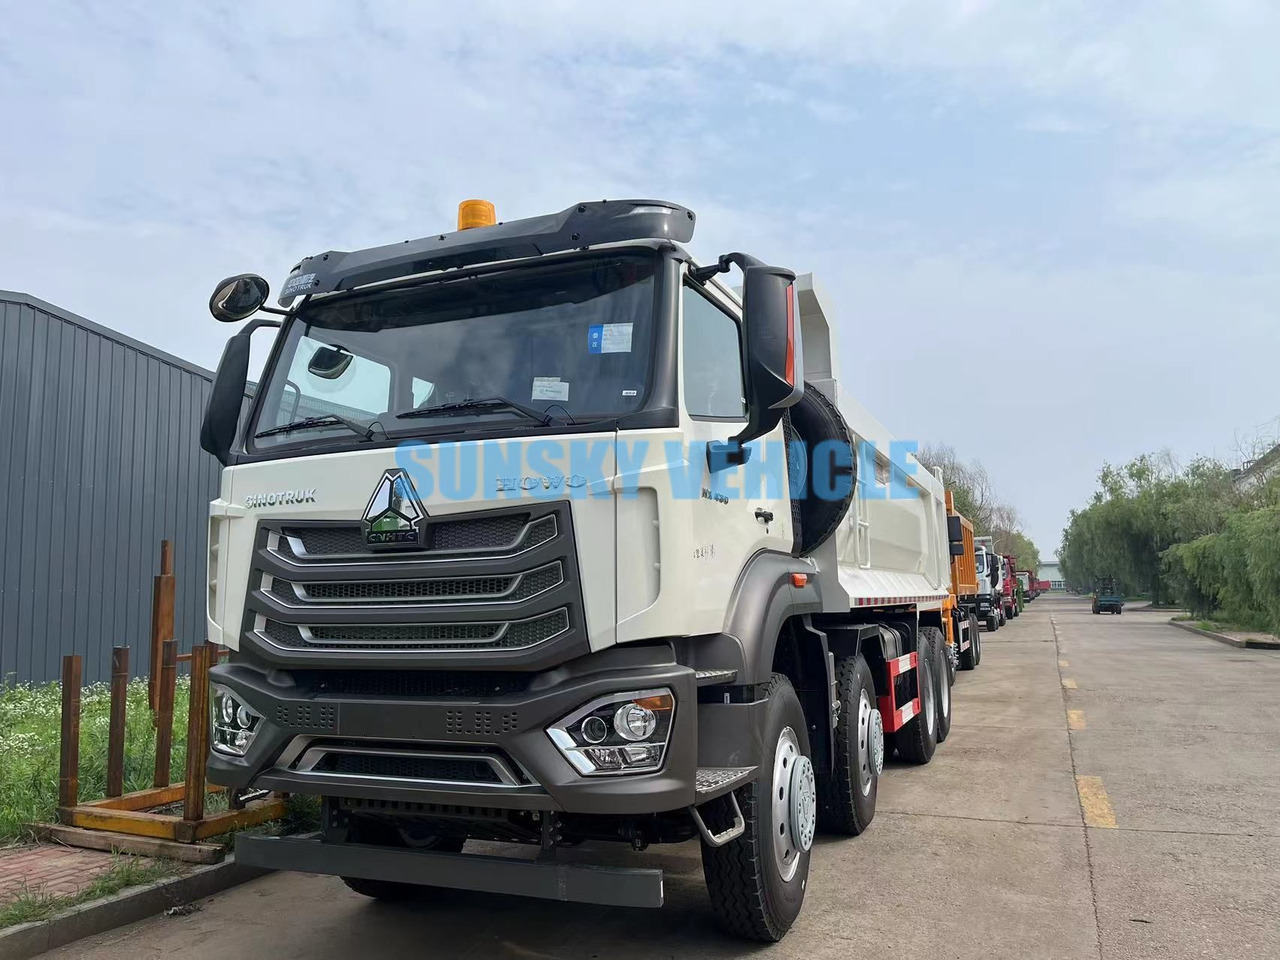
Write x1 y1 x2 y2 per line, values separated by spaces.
1001 556 1018 619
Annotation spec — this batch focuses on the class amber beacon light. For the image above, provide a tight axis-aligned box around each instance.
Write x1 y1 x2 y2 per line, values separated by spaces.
457 199 497 230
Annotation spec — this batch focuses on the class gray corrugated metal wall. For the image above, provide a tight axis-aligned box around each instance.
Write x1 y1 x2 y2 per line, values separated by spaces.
1 291 221 685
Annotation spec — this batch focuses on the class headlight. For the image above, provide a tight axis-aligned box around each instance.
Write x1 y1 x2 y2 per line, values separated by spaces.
547 689 674 776
210 685 262 757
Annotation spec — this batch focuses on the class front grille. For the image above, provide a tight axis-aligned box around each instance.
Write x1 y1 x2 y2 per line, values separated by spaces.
317 753 503 784
268 562 563 607
299 670 529 699
248 502 583 664
277 513 556 562
260 608 570 651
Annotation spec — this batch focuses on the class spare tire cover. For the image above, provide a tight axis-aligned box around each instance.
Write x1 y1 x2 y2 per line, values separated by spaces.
786 382 856 555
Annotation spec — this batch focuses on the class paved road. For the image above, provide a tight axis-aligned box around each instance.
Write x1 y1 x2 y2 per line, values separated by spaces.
52 598 1280 959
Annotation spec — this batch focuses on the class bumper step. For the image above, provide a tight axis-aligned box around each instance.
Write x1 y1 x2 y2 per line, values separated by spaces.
236 833 664 908
695 766 756 799
695 668 738 686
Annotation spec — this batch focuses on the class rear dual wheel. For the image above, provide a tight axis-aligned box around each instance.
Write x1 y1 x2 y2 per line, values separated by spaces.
894 629 939 764
817 655 882 836
924 627 951 744
961 613 981 670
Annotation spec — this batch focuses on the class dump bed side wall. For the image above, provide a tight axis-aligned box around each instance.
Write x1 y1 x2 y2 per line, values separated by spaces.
796 274 950 609
947 502 978 597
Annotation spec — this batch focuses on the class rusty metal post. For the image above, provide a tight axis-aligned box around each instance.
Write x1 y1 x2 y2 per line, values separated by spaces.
149 540 176 712
153 640 178 787
59 655 82 808
182 643 213 822
106 646 130 797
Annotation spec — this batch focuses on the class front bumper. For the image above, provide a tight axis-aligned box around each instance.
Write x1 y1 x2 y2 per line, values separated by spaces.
207 644 698 815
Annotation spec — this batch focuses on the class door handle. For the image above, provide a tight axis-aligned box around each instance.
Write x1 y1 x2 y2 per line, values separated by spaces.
755 508 774 524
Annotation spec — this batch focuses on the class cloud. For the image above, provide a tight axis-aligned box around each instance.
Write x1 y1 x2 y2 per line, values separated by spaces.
2 0 1278 553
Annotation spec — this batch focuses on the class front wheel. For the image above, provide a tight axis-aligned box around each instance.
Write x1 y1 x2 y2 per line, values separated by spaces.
703 673 814 942
971 614 983 665
817 655 882 836
985 612 998 633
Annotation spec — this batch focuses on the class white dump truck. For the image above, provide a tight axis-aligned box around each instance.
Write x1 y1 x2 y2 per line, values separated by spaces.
200 199 955 941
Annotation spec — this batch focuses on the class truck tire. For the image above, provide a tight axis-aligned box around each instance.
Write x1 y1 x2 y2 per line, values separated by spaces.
786 382 856 555
893 631 938 764
340 817 465 901
703 673 814 942
971 613 983 666
961 614 980 670
985 612 998 633
816 655 880 836
924 627 951 744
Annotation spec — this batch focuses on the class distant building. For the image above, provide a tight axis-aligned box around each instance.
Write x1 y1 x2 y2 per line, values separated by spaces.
1232 441 1280 493
1038 560 1064 590
1 291 219 684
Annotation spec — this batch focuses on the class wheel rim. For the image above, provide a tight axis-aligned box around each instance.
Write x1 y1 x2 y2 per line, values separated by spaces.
856 689 882 796
771 726 814 882
921 652 936 735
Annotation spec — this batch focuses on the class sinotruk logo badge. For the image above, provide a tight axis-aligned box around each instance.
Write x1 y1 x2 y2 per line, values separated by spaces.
363 469 425 547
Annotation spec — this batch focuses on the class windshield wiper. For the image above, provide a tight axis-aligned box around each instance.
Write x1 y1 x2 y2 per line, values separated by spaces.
255 414 379 441
395 396 560 426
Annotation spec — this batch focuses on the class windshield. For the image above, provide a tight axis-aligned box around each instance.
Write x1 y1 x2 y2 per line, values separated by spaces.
251 254 659 449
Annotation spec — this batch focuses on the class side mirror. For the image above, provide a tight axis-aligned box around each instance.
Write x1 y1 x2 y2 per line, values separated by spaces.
209 274 270 322
731 263 802 449
307 345 354 380
200 333 252 465
950 541 965 557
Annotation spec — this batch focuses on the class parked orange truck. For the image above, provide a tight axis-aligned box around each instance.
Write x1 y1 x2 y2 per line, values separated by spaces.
944 491 982 676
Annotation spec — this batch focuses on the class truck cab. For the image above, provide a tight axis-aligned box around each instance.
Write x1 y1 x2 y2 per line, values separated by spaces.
973 539 1001 631
197 199 954 941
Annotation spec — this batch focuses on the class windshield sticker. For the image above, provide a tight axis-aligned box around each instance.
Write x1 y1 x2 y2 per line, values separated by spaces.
532 377 570 402
588 322 633 354
622 389 638 397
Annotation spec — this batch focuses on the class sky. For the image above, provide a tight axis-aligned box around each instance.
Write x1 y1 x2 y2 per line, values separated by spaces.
3 0 1278 556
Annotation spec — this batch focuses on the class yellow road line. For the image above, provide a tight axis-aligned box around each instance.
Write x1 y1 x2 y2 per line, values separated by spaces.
1076 775 1116 828
1067 709 1086 730
1062 678 1078 689
1058 658 1070 667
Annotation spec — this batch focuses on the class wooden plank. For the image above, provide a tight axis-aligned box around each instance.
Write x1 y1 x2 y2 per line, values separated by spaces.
148 540 175 711
183 643 213 822
58 655 82 808
154 639 177 786
174 798 288 842
32 823 226 864
83 781 226 811
107 645 129 797
60 805 180 840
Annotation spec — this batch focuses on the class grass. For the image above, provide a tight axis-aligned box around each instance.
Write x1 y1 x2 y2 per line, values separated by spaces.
1 675 192 844
0 853 184 929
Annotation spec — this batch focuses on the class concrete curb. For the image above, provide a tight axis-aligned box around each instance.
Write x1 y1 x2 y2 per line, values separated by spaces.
0 856 269 960
1168 618 1280 650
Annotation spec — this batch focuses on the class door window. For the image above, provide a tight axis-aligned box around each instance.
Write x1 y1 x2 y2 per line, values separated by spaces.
682 285 746 419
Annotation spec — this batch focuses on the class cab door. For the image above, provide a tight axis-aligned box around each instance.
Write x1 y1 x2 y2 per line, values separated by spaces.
679 271 792 634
